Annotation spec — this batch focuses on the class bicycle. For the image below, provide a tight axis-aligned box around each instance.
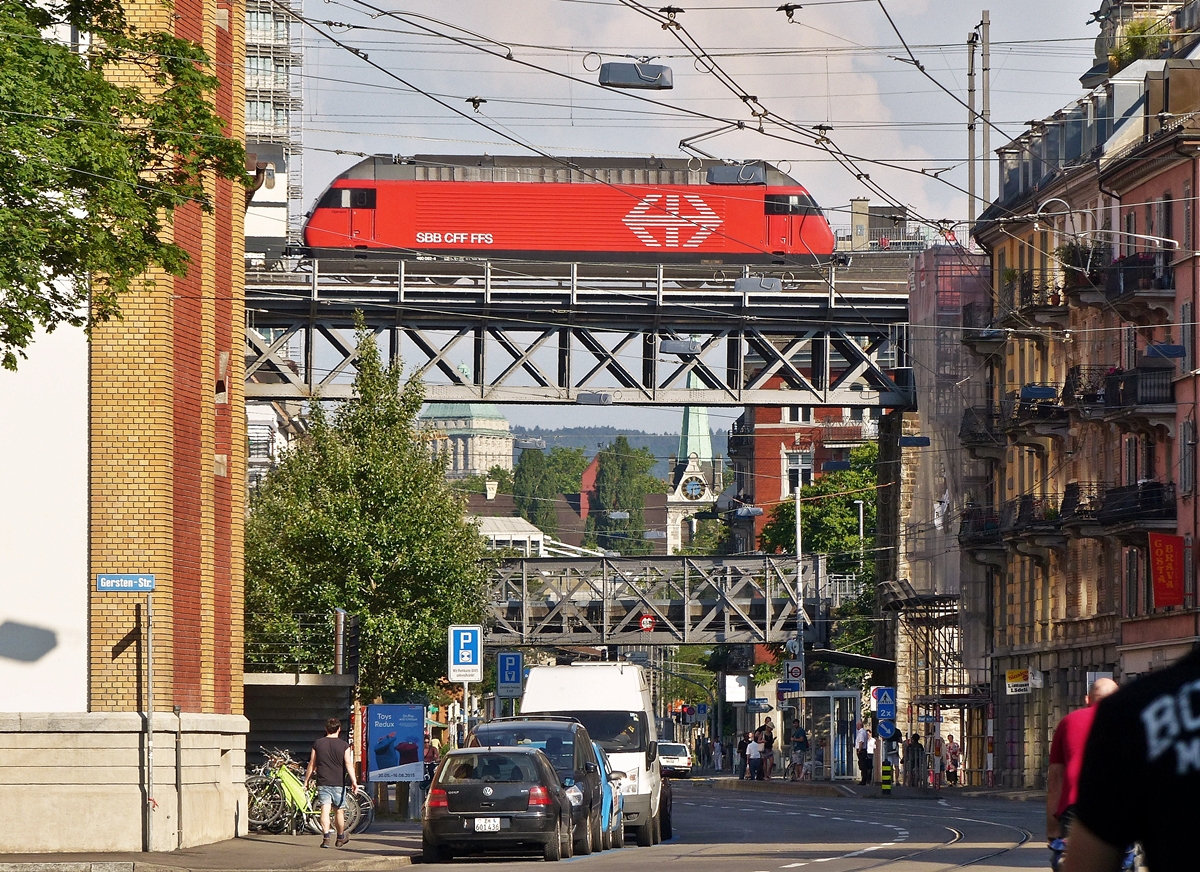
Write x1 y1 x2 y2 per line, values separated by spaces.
246 748 373 835
782 751 813 782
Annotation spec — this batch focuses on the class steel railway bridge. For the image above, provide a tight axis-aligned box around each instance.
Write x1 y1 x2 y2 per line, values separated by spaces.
245 257 913 407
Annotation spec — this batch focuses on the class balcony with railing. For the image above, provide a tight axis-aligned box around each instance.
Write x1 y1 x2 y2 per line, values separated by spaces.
958 506 1003 550
1102 253 1175 323
1103 367 1176 430
1097 481 1177 536
1062 364 1115 420
1059 481 1108 537
1001 493 1066 560
959 406 1005 461
960 301 1005 356
997 270 1068 329
1002 384 1069 443
727 417 752 455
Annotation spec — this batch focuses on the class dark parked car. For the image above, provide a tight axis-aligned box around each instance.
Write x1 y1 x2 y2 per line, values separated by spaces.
422 747 574 863
470 717 606 856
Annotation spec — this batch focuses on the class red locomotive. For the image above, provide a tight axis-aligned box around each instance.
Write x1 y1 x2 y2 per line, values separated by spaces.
303 155 835 266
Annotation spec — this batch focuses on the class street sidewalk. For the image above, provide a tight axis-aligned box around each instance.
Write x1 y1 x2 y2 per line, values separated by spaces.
0 822 422 872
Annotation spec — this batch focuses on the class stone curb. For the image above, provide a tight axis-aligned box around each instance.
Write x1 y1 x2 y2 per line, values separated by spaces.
0 857 411 872
694 777 854 798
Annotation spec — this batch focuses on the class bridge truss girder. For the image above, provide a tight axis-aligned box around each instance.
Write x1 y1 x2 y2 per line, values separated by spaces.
244 261 912 407
486 556 804 646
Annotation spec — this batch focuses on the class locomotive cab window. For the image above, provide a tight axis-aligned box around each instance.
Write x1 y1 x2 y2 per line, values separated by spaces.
765 193 820 216
318 188 376 209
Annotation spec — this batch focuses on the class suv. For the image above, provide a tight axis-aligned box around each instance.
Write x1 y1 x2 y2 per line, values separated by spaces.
470 717 605 856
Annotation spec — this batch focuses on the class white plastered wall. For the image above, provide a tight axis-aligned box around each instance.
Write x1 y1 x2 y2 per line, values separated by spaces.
0 326 88 712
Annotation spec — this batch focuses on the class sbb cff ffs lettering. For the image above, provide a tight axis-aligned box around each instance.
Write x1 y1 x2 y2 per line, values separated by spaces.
416 231 494 245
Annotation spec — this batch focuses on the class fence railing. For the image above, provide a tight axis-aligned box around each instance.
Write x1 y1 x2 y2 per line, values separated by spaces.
1097 481 1177 526
1105 252 1174 298
245 612 341 674
1060 482 1108 525
1103 368 1175 408
959 407 1004 445
958 507 1001 546
1062 365 1114 408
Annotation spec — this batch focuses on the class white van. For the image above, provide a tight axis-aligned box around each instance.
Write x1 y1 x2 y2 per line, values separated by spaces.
520 662 668 845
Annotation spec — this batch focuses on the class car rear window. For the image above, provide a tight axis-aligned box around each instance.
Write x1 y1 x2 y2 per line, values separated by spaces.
438 753 540 784
471 726 576 773
552 711 648 754
660 744 689 756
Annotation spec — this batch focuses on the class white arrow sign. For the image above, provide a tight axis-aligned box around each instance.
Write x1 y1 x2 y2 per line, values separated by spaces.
623 193 723 248
877 688 895 707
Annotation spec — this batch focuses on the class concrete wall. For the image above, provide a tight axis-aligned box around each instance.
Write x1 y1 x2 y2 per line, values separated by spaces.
0 711 248 852
0 326 88 713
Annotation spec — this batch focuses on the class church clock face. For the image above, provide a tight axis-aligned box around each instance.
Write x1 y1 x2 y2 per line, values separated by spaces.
681 476 707 500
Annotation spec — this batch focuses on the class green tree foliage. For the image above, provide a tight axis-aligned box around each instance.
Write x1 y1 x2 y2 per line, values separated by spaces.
457 465 513 495
546 446 588 495
675 518 729 556
246 321 488 701
512 448 558 534
0 0 246 369
760 443 879 688
585 436 662 555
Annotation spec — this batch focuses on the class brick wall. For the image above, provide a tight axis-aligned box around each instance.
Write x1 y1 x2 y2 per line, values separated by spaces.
88 0 245 716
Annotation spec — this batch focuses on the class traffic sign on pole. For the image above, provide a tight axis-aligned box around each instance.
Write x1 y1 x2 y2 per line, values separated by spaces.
782 660 804 682
877 719 897 740
497 651 523 698
448 625 483 683
876 686 896 721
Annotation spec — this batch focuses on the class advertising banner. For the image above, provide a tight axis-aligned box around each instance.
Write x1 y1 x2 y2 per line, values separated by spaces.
1148 532 1186 608
1005 669 1031 695
366 704 424 782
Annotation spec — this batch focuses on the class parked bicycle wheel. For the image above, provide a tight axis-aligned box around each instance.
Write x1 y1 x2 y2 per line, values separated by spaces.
246 774 285 830
350 787 374 834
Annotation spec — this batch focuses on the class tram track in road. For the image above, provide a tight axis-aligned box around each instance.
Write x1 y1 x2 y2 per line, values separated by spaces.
674 784 1037 871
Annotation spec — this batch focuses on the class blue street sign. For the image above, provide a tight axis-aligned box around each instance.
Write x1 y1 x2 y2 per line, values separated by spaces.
448 625 482 683
777 681 801 694
746 698 773 713
497 651 523 699
876 687 896 721
96 574 156 592
696 703 709 716
877 720 897 740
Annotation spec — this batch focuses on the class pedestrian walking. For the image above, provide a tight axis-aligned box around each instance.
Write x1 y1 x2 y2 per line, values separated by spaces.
789 718 809 781
713 737 723 771
746 732 764 780
903 733 924 787
737 732 750 779
855 720 871 785
930 732 944 787
304 717 359 848
1046 676 1120 870
1061 652 1200 871
945 734 961 786
866 733 876 783
761 718 776 779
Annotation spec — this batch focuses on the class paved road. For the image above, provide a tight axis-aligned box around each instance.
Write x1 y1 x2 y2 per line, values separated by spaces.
430 780 1046 869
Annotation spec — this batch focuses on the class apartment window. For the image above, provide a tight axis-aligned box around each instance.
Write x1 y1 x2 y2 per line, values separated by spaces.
1125 325 1138 369
1162 194 1174 249
1184 302 1195 374
785 451 813 494
1185 180 1193 255
1127 548 1141 616
783 406 812 424
1126 436 1139 484
1183 420 1197 496
1147 203 1156 246
1125 211 1137 256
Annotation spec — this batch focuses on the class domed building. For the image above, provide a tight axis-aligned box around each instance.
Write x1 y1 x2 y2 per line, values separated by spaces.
421 403 515 479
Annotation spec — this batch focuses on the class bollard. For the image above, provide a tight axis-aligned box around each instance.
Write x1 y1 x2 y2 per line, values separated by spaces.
881 761 892 796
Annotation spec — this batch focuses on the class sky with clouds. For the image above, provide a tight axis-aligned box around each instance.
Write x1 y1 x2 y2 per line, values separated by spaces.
296 0 1103 430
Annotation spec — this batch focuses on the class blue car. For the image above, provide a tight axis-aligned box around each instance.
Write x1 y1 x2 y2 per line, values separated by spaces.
593 741 625 850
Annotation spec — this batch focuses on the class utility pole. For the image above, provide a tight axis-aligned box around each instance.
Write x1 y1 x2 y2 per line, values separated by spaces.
981 10 991 205
967 30 978 228
795 486 807 693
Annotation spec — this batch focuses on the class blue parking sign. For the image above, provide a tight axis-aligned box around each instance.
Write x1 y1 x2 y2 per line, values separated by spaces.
448 625 482 682
497 651 523 698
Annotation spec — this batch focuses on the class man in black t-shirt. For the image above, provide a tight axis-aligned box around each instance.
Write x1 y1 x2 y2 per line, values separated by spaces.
304 717 359 848
1064 647 1200 871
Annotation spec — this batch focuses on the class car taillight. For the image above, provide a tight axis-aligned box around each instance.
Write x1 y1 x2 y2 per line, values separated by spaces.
528 785 552 808
428 788 449 809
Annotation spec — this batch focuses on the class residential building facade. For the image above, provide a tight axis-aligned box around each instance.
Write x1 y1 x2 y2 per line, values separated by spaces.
964 4 1200 786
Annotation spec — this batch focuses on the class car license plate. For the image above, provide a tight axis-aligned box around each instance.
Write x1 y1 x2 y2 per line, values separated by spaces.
474 817 501 833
